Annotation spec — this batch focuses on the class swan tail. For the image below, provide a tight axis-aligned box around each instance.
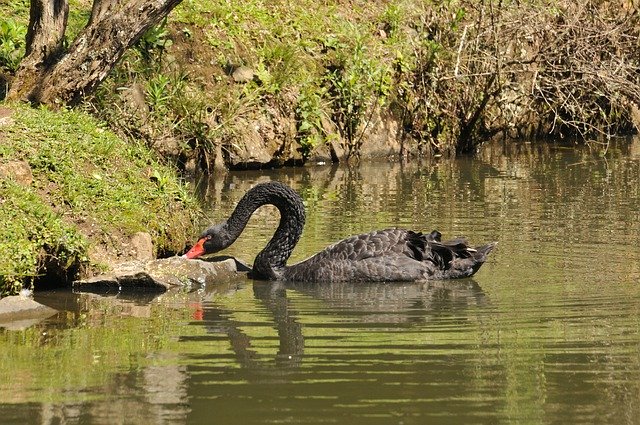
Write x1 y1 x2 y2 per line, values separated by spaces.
418 231 496 279
442 241 496 279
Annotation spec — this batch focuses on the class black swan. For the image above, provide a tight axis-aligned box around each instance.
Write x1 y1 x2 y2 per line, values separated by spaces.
185 181 496 282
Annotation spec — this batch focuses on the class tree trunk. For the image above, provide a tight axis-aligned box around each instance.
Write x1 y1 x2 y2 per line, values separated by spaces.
7 0 183 106
7 0 68 101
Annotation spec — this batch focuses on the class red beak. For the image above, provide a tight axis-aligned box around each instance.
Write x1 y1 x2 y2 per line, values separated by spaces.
184 237 207 259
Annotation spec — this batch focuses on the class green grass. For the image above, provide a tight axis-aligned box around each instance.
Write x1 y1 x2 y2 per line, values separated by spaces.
0 179 87 295
0 103 200 295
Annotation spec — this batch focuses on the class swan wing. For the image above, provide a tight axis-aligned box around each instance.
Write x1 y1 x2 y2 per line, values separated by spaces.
316 229 418 261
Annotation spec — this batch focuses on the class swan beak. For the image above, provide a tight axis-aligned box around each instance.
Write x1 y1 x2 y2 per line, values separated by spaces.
184 237 206 259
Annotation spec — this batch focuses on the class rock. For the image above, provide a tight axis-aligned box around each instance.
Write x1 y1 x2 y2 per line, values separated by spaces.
144 256 242 287
0 295 58 330
306 116 347 163
130 231 153 261
232 66 255 83
0 106 13 126
226 116 278 167
306 108 402 163
74 255 249 293
357 108 403 159
0 160 33 186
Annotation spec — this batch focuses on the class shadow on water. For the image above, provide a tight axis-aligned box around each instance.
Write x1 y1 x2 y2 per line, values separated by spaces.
184 278 493 425
25 277 488 424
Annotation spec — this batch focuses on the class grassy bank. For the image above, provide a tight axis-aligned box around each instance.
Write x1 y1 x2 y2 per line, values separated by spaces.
0 103 199 296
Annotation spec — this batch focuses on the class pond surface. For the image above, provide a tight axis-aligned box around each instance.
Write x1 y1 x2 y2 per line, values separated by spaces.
2 139 640 424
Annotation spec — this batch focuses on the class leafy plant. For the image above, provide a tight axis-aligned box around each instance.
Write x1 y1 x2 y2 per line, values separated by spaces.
296 85 328 157
146 74 172 111
325 31 392 154
0 18 26 72
137 18 174 61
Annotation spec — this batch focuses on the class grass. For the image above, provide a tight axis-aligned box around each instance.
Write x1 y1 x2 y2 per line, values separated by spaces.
0 103 200 295
0 179 87 295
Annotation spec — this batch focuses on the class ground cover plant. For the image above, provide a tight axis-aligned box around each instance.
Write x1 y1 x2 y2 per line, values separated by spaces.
0 104 199 295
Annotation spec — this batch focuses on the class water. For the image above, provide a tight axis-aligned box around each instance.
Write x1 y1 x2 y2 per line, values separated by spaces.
2 139 640 424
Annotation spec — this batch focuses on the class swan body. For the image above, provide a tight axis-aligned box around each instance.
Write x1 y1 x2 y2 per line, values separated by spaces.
185 181 495 283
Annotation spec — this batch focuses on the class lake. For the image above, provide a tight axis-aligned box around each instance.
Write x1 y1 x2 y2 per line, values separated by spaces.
2 139 640 424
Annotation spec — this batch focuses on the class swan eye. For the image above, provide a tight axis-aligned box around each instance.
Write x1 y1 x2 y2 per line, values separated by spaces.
205 235 213 240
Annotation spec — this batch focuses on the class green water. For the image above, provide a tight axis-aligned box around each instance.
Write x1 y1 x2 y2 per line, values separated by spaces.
2 140 640 424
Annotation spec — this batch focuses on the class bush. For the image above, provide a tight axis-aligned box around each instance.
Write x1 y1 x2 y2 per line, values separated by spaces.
396 1 640 155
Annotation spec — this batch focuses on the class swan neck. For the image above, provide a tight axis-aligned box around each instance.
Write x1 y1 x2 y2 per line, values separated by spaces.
227 182 305 279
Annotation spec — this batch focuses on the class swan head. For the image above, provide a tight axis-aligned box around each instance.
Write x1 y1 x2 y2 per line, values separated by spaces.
184 223 231 259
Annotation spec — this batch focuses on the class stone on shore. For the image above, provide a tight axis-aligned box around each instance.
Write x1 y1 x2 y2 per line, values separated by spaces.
74 256 250 293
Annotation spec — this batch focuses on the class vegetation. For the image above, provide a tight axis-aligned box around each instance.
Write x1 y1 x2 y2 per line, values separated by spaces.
88 0 639 167
0 103 199 295
1 1 638 169
87 0 409 165
0 179 87 296
0 18 26 73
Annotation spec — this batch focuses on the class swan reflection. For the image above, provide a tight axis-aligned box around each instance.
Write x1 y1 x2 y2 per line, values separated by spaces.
201 279 487 375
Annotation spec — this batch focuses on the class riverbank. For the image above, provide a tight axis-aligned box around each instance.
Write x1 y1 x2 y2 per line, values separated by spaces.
89 0 639 169
1 0 638 294
0 104 200 296
1 1 638 172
